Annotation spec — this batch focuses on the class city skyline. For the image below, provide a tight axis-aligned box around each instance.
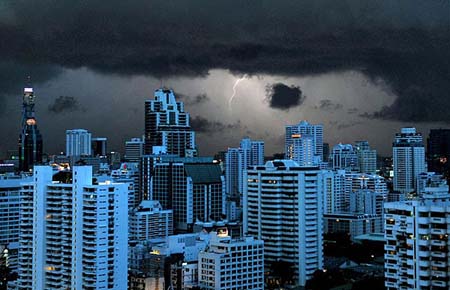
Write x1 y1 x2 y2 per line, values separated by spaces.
0 1 449 158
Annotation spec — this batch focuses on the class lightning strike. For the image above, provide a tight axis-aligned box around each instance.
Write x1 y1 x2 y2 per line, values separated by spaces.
228 75 247 111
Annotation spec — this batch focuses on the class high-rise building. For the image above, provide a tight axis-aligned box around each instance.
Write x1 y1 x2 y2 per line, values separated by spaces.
244 160 324 286
392 127 426 194
151 157 225 232
384 187 450 290
225 138 264 221
66 129 92 157
198 232 264 290
144 88 196 157
225 148 243 196
355 140 377 174
285 120 323 166
17 166 129 290
427 129 450 180
240 137 265 167
225 138 265 196
91 137 107 157
109 162 140 209
0 175 31 272
18 87 43 172
125 137 144 162
329 143 359 171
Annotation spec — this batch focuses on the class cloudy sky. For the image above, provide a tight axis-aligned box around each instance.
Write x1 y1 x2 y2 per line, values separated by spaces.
0 1 449 157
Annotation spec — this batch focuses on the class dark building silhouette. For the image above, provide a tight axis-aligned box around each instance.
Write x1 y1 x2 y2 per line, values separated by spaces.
427 129 450 181
18 86 43 172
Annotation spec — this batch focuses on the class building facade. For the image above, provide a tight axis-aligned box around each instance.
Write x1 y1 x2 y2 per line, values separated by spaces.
285 121 323 166
130 200 173 242
198 233 264 290
393 127 425 194
18 87 43 172
384 193 450 289
244 160 324 286
66 129 92 157
17 166 128 290
144 88 196 157
151 157 225 232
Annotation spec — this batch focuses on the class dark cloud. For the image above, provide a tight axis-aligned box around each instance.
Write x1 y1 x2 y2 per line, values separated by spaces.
190 116 240 133
265 83 305 110
337 121 362 130
48 96 83 114
347 108 358 114
316 99 343 111
177 93 210 105
0 61 61 94
0 1 449 122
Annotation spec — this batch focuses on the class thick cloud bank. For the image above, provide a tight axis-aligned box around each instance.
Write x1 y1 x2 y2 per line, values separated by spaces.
1 0 449 121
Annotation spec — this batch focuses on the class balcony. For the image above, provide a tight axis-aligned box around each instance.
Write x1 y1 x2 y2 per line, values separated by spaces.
430 217 445 224
430 228 446 235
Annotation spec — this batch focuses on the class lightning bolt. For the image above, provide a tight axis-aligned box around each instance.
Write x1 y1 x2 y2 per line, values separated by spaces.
228 75 247 111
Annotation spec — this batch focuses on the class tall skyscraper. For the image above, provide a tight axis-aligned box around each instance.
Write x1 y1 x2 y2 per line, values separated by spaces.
225 138 265 196
355 140 377 174
151 157 224 232
244 160 324 286
66 129 92 157
285 120 323 166
18 87 43 172
329 143 359 171
225 148 243 196
384 182 450 290
240 137 265 167
0 175 31 272
393 127 426 194
17 166 129 290
144 88 196 157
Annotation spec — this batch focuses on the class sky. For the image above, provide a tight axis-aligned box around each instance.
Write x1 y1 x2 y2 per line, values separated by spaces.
0 1 449 158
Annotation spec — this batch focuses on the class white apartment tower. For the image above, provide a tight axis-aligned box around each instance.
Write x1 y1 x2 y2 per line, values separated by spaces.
384 188 450 289
285 120 323 166
240 137 265 166
244 160 324 286
198 233 264 290
393 127 426 194
66 129 92 157
226 138 265 196
17 166 128 290
130 200 173 242
0 175 31 272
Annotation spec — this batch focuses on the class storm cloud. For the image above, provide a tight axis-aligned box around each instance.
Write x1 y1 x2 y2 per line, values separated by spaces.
265 83 305 110
190 116 240 133
0 0 449 122
177 93 210 106
48 96 83 114
316 99 343 111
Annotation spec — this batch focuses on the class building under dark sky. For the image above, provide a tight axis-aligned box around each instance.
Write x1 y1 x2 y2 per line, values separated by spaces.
18 87 43 172
427 129 450 180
